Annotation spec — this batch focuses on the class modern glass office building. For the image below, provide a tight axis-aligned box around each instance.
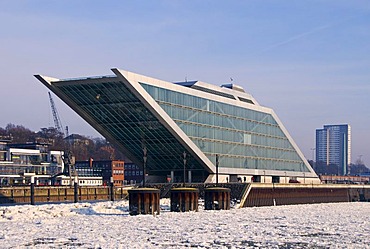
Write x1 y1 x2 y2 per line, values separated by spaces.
35 69 319 183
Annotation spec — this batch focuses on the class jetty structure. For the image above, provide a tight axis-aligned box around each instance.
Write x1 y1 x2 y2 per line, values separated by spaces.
35 69 320 184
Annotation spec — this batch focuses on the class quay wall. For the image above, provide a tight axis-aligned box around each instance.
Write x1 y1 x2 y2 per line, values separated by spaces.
0 183 369 206
0 186 130 204
240 183 370 208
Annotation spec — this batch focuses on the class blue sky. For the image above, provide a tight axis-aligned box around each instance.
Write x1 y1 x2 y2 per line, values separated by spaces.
1 1 369 165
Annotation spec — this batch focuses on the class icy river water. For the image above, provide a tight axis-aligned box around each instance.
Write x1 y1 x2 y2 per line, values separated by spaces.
0 200 369 248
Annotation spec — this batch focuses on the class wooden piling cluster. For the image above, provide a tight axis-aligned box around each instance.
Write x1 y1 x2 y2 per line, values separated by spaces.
128 188 160 215
204 187 231 210
170 188 199 212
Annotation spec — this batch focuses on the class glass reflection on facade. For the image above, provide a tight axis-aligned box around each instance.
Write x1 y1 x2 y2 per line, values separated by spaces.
141 83 309 173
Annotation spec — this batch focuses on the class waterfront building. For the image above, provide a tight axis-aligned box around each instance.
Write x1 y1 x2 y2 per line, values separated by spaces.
0 142 64 185
36 69 320 184
54 175 103 186
74 159 142 186
75 159 124 186
316 124 351 175
123 162 143 185
0 137 10 161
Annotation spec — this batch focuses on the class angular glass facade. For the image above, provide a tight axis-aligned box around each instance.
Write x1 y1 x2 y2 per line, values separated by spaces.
44 77 206 181
36 68 318 183
141 83 309 173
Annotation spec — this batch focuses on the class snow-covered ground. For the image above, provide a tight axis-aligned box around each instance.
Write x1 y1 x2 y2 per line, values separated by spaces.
0 200 369 248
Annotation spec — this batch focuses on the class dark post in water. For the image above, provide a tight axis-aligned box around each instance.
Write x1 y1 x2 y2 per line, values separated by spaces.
30 176 35 205
74 176 78 203
110 176 114 201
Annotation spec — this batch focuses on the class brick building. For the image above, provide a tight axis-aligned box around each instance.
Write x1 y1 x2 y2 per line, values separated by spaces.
75 159 124 186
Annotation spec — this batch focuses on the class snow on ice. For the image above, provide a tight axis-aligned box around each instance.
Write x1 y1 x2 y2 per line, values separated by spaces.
0 200 369 248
